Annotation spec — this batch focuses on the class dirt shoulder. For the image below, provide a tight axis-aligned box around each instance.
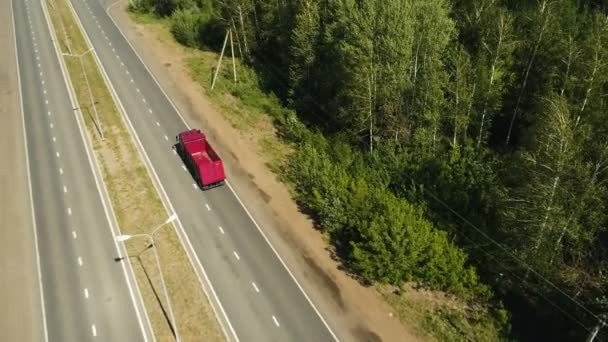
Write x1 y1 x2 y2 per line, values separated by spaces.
110 4 420 341
0 1 44 341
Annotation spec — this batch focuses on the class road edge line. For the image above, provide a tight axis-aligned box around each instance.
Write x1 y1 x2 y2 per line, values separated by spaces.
68 0 236 340
105 2 339 340
39 1 154 340
11 0 49 340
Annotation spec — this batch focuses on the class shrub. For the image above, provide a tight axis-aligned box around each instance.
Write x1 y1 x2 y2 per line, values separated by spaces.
170 9 201 48
285 134 488 299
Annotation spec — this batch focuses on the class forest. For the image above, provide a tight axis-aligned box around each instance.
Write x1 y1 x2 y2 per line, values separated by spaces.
131 0 608 340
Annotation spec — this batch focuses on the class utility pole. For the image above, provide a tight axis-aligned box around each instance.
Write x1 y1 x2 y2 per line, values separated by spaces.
231 19 243 59
237 5 249 55
229 28 237 83
211 29 230 90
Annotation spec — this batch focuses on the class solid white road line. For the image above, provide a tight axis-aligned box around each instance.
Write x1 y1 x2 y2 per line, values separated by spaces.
272 316 280 327
12 0 49 337
233 251 240 261
42 2 153 338
251 282 259 293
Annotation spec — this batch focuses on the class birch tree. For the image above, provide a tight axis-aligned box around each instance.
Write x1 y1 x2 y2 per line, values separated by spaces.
474 8 515 149
501 96 577 270
445 43 475 149
408 0 454 152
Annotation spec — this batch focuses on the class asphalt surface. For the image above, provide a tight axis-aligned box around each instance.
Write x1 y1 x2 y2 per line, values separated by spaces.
70 0 339 340
0 0 44 340
12 0 151 340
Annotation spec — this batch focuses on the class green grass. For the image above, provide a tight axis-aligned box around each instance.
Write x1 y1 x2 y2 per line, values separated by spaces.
379 285 506 342
45 1 225 341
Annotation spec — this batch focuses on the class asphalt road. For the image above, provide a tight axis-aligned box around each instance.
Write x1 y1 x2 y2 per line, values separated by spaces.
0 0 44 340
12 0 151 340
71 0 339 340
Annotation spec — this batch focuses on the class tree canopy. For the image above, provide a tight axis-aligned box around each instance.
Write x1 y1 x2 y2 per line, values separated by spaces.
132 0 608 339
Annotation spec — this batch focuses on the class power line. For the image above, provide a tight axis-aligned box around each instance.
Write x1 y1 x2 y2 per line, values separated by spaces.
422 188 604 325
214 15 605 333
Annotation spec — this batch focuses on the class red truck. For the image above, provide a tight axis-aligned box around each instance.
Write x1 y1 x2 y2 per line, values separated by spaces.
176 129 226 189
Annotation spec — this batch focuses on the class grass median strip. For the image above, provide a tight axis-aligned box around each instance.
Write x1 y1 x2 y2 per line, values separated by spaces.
44 0 225 340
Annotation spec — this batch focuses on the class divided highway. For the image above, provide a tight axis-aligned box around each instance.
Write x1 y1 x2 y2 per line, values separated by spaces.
70 0 338 340
12 0 151 340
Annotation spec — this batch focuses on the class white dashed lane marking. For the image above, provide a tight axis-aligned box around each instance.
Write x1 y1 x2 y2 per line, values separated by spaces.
205 204 211 211
72 231 77 239
233 251 240 260
272 316 280 327
252 282 260 293
91 324 97 337
84 288 89 299
78 257 83 266
218 226 224 234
